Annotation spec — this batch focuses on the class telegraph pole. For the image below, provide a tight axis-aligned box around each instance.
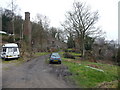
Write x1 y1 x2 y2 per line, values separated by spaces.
11 0 15 42
118 1 120 66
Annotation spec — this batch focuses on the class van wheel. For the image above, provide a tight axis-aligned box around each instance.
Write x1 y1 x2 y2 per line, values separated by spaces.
3 58 7 61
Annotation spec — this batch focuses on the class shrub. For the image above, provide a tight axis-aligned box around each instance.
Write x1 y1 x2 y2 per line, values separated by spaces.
63 52 75 59
64 49 68 52
117 47 120 66
75 49 80 53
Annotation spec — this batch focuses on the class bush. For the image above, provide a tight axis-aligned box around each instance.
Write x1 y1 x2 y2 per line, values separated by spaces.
64 49 68 52
75 49 80 53
63 52 75 59
65 48 77 52
117 47 120 66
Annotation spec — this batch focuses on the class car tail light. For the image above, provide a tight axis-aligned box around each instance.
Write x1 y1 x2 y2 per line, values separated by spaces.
58 58 60 59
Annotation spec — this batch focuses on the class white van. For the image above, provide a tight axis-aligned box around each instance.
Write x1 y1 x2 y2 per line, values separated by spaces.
1 43 20 59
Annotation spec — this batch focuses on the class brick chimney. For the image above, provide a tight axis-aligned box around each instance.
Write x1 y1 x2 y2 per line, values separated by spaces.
24 12 30 36
23 12 31 44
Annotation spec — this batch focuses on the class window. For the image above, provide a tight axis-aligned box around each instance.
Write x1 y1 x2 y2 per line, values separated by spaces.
8 48 13 52
14 48 17 52
3 48 6 52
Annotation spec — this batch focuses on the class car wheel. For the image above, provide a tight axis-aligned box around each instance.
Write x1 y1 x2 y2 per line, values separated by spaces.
49 61 51 64
58 61 61 64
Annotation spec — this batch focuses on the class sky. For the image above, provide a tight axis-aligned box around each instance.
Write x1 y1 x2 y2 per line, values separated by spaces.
0 0 119 41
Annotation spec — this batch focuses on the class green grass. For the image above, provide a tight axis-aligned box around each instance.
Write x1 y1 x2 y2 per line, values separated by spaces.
62 57 119 88
67 48 73 51
59 52 64 55
2 58 25 64
69 52 81 56
35 52 50 56
59 51 81 57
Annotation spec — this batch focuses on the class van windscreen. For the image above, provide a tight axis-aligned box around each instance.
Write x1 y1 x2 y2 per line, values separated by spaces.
2 47 18 52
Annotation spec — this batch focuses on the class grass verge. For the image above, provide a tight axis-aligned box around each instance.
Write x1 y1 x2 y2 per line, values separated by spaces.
62 58 119 88
34 52 50 56
59 52 119 88
2 58 24 64
69 52 81 56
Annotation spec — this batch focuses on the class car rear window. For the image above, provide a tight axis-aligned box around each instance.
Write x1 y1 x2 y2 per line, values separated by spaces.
51 53 60 57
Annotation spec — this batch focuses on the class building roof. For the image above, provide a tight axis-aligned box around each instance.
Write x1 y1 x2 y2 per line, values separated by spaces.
2 43 18 47
0 31 7 34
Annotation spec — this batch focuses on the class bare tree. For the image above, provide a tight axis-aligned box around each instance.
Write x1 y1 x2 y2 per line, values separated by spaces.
32 14 50 51
49 27 57 38
36 14 50 30
56 29 66 42
62 1 102 58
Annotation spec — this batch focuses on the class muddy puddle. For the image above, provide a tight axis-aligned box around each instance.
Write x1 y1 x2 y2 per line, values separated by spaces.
48 64 77 87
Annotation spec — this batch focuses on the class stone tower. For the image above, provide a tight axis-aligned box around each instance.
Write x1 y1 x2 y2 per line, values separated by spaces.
23 12 31 51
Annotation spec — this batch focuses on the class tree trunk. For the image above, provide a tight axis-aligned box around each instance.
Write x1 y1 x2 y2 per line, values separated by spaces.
81 39 85 59
80 34 85 59
82 41 85 58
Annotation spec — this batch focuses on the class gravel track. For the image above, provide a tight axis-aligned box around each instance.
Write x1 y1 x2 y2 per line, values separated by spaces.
2 55 75 88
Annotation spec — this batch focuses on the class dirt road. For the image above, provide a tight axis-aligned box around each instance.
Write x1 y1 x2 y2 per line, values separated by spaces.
2 55 75 88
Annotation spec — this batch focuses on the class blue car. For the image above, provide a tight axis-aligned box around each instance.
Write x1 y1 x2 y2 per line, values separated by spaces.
49 53 61 64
